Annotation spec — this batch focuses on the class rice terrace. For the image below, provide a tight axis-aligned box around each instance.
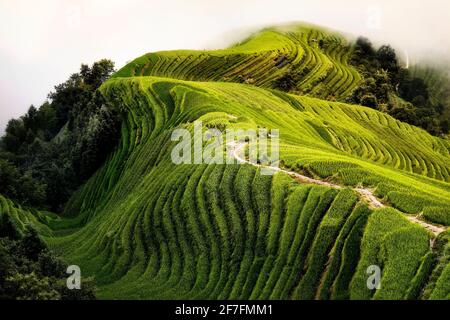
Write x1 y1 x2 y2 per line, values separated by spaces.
0 1 449 305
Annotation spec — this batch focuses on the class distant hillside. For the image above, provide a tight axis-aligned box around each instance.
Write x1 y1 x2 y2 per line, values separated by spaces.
116 24 450 137
115 24 362 101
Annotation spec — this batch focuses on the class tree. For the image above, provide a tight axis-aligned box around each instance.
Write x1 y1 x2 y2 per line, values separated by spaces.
58 277 97 300
76 100 121 181
412 95 427 108
361 93 378 108
48 59 115 132
0 223 97 300
349 36 449 136
21 228 46 261
16 171 46 207
0 214 19 240
0 59 117 212
81 59 115 88
5 273 60 300
376 45 398 73
36 102 57 139
389 104 419 125
0 159 20 198
22 105 39 132
2 119 26 153
399 77 429 102
441 120 449 134
355 37 375 58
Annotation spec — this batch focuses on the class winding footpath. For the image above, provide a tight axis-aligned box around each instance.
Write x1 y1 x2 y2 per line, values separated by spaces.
227 141 446 236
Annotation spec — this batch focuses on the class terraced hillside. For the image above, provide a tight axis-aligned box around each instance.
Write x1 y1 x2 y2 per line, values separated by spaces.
1 24 449 300
114 24 362 101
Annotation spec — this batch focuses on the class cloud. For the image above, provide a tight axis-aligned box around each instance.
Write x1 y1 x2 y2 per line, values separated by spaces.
1 0 449 133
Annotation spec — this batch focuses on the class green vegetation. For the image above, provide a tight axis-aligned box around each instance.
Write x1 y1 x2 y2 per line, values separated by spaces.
0 23 448 300
349 37 450 136
349 209 430 300
421 231 450 299
0 196 96 299
114 24 362 101
0 60 118 212
37 75 449 298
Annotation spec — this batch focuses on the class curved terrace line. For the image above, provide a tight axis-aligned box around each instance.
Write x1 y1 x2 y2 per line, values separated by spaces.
227 141 446 236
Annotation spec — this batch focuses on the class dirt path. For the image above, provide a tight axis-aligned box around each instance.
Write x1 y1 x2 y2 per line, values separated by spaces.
407 215 446 236
227 141 446 236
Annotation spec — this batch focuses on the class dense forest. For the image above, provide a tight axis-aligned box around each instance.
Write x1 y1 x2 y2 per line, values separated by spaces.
0 214 96 299
348 37 449 136
0 60 119 299
0 59 120 212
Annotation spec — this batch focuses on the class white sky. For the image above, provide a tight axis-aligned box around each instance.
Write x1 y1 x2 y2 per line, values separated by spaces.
1 0 450 133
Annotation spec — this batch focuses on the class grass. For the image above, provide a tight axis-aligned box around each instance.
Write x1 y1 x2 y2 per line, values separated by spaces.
1 23 449 300
349 208 431 300
113 24 362 102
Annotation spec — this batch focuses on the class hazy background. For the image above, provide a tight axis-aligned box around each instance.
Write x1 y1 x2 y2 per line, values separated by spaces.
1 0 450 133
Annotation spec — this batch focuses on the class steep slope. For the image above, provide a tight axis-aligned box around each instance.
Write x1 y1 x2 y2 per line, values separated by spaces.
1 24 449 300
36 76 447 299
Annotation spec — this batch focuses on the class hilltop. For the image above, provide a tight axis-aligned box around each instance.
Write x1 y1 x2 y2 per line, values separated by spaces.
115 23 362 101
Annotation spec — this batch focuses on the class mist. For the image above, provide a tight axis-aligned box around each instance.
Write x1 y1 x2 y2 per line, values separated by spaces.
1 0 450 133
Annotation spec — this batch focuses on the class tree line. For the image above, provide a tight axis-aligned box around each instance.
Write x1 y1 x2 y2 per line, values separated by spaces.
0 59 121 212
0 214 96 299
0 59 122 300
349 37 449 136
